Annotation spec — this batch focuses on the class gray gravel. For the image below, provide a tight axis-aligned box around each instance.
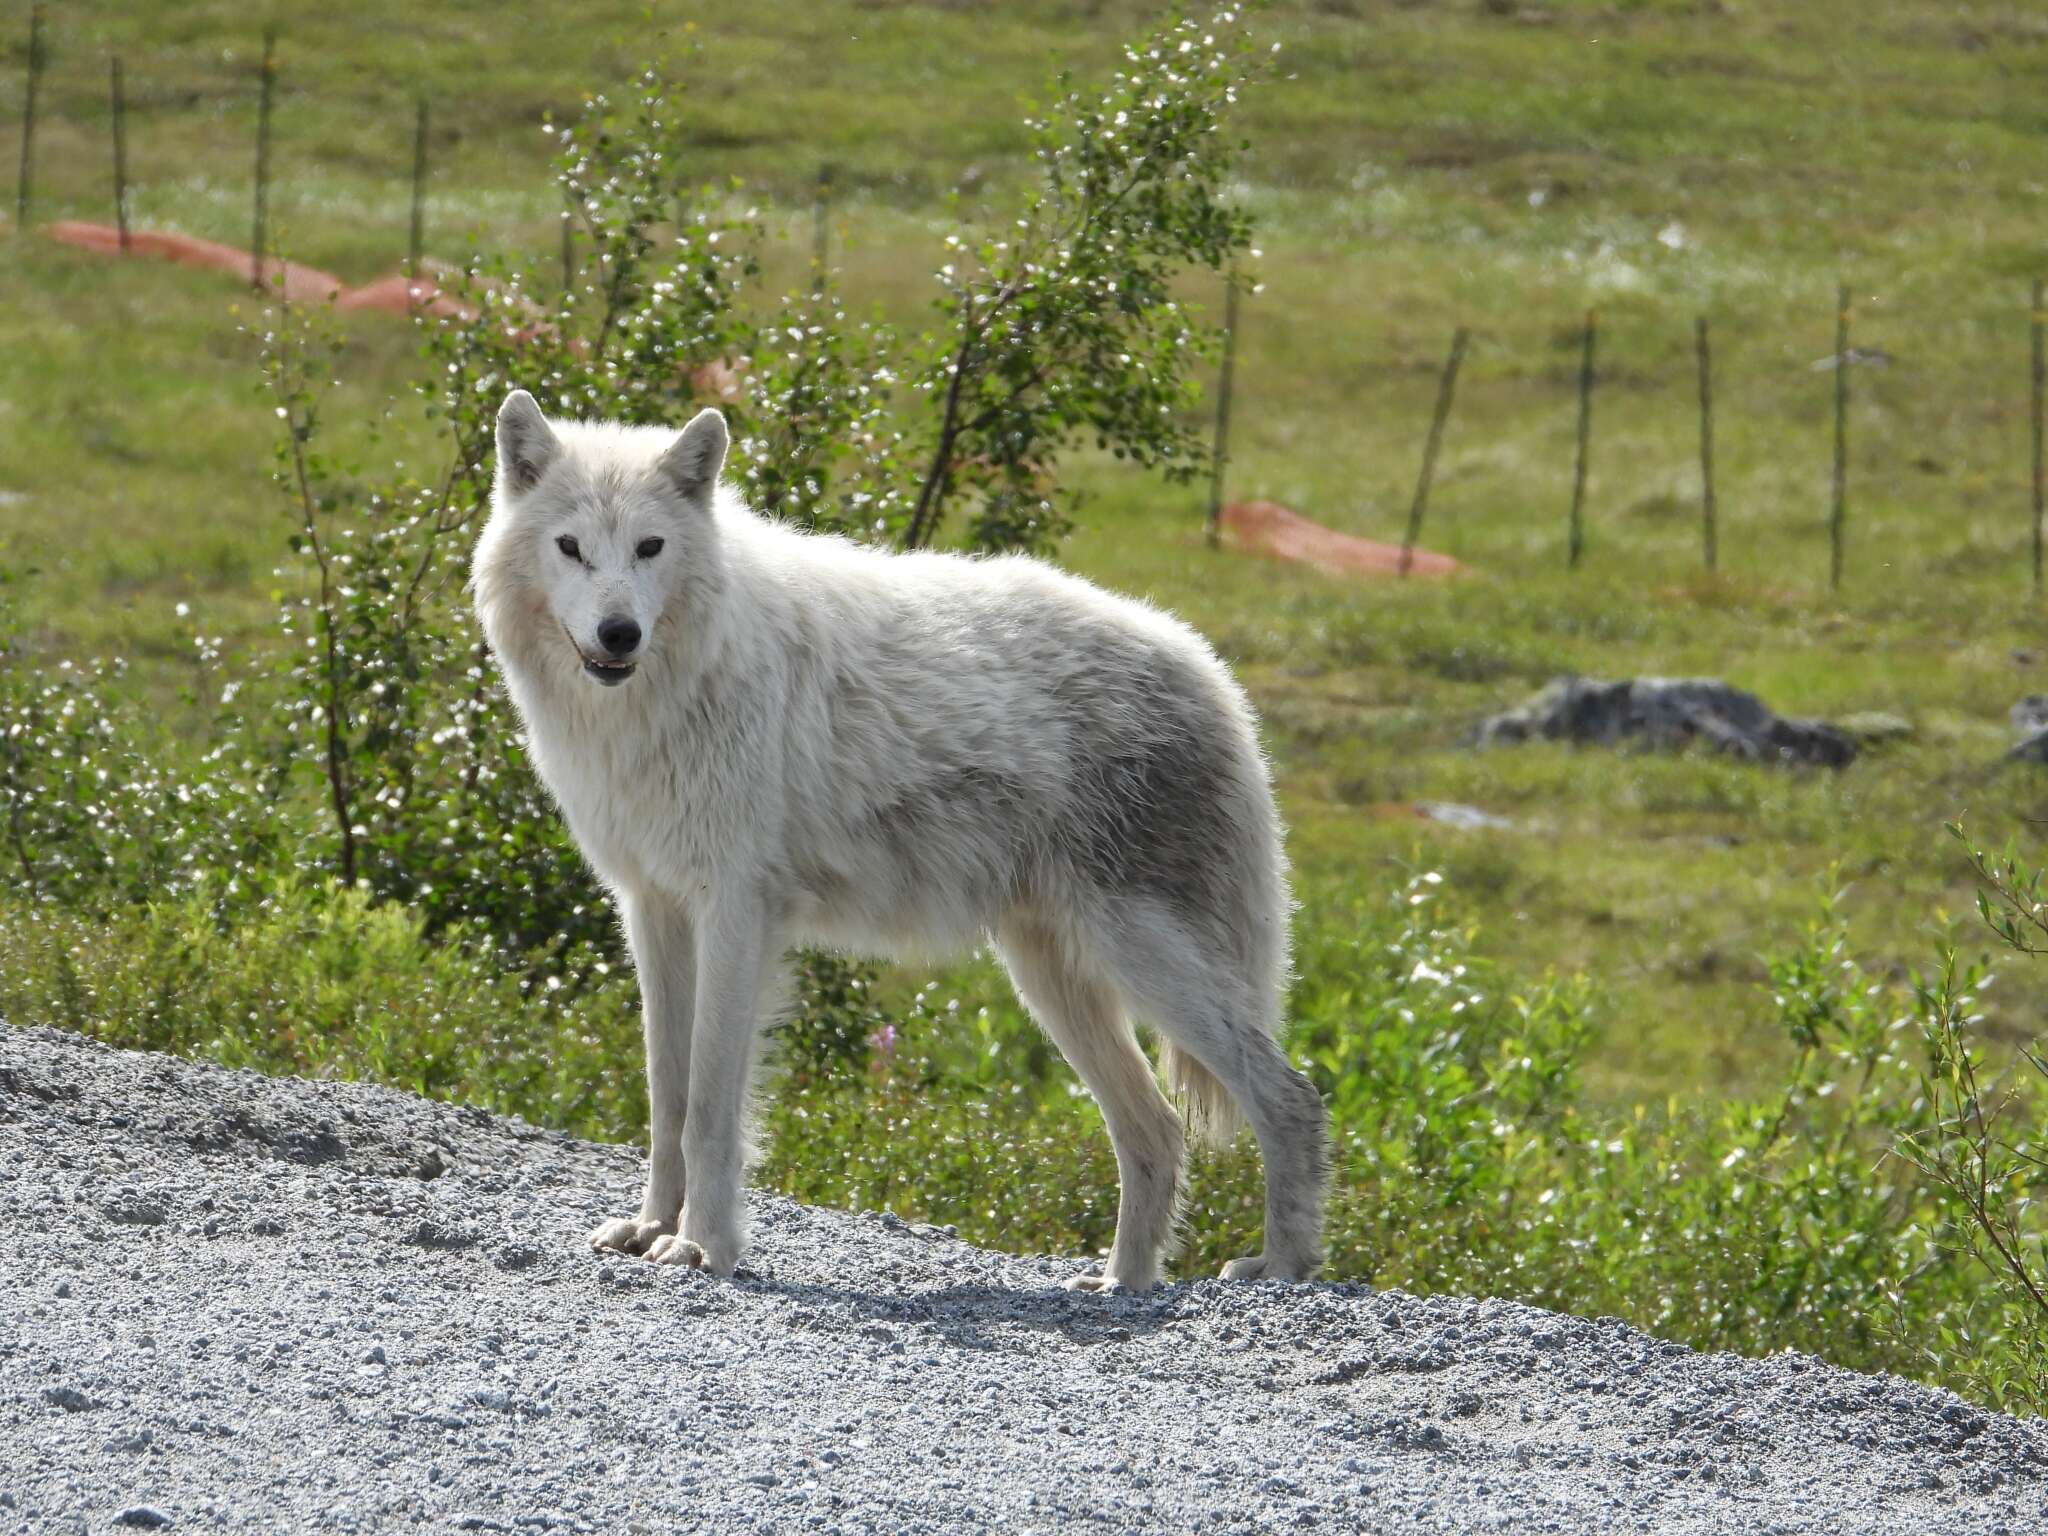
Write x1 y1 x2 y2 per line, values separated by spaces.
4 1024 2046 1535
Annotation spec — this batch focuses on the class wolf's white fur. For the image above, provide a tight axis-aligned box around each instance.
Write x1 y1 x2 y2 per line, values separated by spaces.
472 392 1329 1288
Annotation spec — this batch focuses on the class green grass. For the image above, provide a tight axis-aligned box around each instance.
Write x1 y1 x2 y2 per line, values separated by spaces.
6 0 2048 1108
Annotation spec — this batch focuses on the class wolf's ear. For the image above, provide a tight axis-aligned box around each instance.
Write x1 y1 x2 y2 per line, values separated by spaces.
655 408 729 506
496 390 561 495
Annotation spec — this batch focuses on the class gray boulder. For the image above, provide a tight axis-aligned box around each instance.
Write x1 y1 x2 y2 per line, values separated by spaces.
1469 676 1857 768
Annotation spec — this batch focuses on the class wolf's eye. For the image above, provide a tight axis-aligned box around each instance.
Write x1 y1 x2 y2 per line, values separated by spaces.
635 537 665 560
555 534 581 562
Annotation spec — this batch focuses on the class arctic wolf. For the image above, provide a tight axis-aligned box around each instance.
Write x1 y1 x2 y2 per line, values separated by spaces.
472 391 1329 1289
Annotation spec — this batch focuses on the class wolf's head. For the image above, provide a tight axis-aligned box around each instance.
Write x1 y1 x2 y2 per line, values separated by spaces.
474 391 729 691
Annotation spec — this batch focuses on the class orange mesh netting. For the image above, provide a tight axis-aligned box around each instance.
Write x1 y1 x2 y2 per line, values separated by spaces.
1219 499 1462 579
45 221 478 320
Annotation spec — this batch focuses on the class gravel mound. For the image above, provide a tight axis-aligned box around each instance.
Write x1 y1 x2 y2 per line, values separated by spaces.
1469 677 1857 768
4 1024 2045 1534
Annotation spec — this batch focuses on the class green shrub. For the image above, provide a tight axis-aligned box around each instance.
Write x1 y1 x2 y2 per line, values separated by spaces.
0 880 648 1141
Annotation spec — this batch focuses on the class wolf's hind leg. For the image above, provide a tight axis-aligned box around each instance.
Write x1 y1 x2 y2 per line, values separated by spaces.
998 918 1184 1292
590 886 695 1257
1208 1033 1328 1283
1104 909 1328 1283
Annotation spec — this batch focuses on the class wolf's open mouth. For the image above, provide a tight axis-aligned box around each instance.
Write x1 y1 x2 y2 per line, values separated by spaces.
565 623 639 686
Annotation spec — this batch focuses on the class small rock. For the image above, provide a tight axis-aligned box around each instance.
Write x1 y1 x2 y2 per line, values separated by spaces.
114 1508 173 1529
411 1218 480 1250
101 1194 167 1227
1414 800 1514 832
104 1429 154 1453
42 1385 101 1413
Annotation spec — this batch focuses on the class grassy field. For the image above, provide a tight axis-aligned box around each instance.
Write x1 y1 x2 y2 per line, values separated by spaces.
5 0 2048 1106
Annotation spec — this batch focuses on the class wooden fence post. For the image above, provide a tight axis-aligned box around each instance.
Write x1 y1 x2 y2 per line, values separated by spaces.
16 3 46 233
1831 283 1850 592
1400 327 1469 577
1696 315 1717 574
811 162 834 293
1568 309 1596 569
110 55 131 252
1204 273 1240 550
408 96 429 286
2032 277 2044 600
251 27 277 291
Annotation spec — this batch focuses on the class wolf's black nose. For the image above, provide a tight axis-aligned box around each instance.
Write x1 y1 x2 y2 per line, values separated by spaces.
597 616 642 657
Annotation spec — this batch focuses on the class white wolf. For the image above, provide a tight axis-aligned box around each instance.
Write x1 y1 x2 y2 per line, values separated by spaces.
472 391 1328 1289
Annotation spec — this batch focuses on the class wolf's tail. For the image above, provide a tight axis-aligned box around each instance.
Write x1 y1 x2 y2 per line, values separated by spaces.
1160 1040 1244 1149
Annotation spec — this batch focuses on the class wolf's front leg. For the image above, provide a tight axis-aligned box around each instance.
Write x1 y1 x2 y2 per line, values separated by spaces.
646 893 773 1277
590 886 696 1257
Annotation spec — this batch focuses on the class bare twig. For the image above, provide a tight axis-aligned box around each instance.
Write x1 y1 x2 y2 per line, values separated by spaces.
270 330 358 888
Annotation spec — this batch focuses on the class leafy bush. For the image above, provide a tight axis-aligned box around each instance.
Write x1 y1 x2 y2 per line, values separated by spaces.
1890 827 2048 1413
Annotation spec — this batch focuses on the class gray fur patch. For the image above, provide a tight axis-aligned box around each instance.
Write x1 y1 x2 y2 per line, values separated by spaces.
1060 647 1244 928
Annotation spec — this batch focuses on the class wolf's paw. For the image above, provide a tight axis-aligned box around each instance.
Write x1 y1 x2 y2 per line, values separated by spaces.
1062 1265 1154 1294
1063 1273 1127 1295
1220 1252 1313 1283
646 1232 736 1276
587 1214 673 1256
